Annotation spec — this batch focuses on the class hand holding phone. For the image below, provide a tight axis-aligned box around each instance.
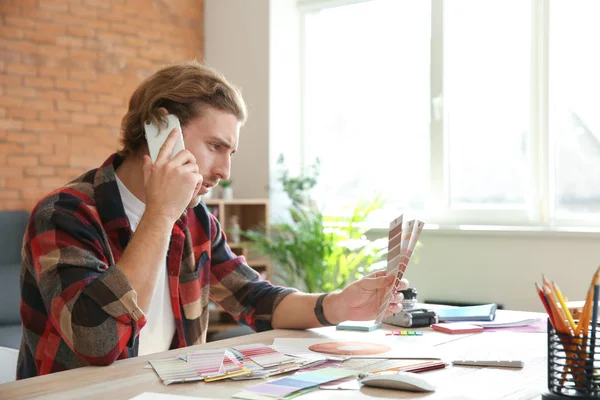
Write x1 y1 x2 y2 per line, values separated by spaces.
142 114 203 223
144 114 185 163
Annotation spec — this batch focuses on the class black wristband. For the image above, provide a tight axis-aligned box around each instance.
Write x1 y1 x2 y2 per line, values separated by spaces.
314 293 335 326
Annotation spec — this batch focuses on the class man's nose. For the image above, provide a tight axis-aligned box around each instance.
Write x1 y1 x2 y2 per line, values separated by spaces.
213 156 231 180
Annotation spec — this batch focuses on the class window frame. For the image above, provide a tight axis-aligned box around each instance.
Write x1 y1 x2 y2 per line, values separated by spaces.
297 0 600 229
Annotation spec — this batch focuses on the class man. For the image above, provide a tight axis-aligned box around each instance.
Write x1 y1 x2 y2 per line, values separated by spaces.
17 61 408 379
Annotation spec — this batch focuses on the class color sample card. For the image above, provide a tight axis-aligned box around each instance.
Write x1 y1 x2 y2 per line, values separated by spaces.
232 368 358 399
186 349 226 376
234 343 297 368
151 349 249 384
297 359 342 372
246 379 315 396
374 216 424 325
149 358 203 385
204 350 250 381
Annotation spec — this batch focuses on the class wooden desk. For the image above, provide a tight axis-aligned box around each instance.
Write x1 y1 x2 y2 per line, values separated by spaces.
0 310 548 400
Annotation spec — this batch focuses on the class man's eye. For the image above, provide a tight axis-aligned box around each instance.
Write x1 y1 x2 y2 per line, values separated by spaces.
211 144 220 151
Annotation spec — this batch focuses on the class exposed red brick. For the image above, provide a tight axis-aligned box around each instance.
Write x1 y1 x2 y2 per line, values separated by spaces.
0 0 205 211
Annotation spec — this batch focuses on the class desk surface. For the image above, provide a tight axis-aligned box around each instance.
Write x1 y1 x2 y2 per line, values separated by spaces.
0 310 548 400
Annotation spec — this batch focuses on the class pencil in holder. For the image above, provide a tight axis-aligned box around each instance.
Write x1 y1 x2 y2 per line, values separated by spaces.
542 319 600 399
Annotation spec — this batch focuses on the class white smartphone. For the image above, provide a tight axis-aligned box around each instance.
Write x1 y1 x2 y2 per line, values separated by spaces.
144 114 185 163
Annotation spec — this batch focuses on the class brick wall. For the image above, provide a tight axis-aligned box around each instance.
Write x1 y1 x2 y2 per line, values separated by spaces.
0 0 204 212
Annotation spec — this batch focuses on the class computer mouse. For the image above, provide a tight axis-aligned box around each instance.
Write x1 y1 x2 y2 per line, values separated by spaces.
359 371 436 392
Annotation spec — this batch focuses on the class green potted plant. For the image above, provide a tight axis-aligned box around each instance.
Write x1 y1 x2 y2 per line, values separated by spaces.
220 179 233 200
242 156 387 292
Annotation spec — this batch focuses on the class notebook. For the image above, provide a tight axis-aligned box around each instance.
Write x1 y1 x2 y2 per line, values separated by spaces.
436 304 497 322
431 322 483 334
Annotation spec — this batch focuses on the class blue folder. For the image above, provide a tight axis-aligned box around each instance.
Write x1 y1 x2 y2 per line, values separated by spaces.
436 303 497 322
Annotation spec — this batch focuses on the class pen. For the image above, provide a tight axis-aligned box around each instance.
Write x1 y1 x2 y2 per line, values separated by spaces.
370 361 446 375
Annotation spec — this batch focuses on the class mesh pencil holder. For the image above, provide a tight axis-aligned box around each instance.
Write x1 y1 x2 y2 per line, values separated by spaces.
542 319 600 399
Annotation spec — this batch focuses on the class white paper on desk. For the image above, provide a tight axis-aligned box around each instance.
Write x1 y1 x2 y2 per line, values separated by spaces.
471 312 543 328
272 338 440 360
129 393 214 400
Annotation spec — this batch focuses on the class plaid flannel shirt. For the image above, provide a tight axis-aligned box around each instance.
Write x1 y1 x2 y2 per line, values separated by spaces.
17 154 295 379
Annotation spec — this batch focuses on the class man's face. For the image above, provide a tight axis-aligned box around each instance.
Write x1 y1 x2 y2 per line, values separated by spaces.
182 107 240 208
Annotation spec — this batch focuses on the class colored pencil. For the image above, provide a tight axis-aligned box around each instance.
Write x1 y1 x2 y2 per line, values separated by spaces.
587 278 600 383
577 267 600 336
544 284 571 335
576 285 593 336
553 282 577 333
535 282 555 328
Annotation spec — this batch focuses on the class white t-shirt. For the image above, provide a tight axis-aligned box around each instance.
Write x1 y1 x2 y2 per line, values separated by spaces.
116 175 176 356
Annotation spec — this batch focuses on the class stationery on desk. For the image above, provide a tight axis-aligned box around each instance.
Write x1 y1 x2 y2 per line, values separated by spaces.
232 367 360 400
534 267 600 382
436 303 497 322
145 337 447 399
431 305 538 368
148 344 322 385
434 304 543 330
431 322 484 334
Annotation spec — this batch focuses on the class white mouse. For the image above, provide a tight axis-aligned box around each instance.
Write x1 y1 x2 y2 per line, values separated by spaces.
359 371 436 392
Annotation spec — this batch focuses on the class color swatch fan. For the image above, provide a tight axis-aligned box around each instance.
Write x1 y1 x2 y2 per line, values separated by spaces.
335 214 424 331
375 215 424 325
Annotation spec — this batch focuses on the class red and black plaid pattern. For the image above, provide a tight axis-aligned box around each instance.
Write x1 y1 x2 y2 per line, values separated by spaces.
17 154 295 379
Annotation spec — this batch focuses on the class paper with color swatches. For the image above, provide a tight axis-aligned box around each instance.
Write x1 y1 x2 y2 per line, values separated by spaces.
375 215 424 325
149 344 320 385
186 349 227 376
335 214 424 331
234 343 298 368
149 358 203 385
232 367 359 399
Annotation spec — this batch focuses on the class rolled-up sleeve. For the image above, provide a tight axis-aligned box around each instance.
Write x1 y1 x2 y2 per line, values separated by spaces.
208 215 296 332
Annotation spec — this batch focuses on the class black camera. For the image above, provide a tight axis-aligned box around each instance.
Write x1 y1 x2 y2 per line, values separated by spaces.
383 308 438 328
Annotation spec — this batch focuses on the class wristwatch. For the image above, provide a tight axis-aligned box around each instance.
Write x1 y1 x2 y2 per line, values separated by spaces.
314 293 335 326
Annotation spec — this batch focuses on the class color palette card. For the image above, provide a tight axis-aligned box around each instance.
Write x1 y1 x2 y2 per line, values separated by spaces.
232 368 358 399
227 347 264 376
149 358 203 385
229 357 328 381
186 349 226 377
234 343 297 368
374 216 424 325
204 350 250 381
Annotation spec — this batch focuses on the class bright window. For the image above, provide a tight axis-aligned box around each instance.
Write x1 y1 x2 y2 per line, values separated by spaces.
300 0 600 227
445 0 530 208
550 0 600 219
303 0 431 219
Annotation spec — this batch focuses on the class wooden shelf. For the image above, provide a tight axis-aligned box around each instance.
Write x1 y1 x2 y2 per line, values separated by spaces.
203 198 272 339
